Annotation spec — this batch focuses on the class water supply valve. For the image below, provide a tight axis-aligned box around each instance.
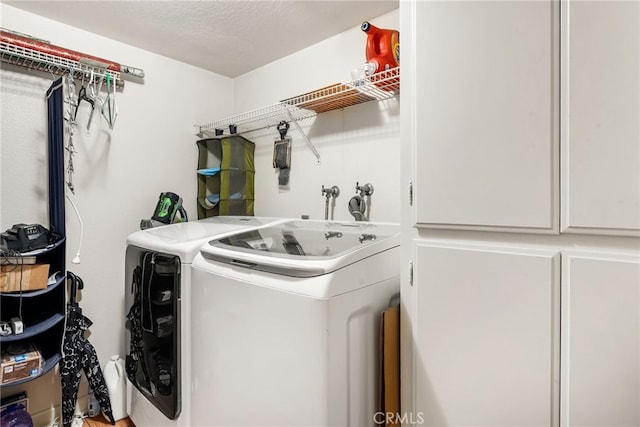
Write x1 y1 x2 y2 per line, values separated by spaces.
349 182 374 221
355 182 374 197
321 185 340 220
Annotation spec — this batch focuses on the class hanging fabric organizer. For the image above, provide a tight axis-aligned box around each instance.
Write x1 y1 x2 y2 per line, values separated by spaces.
196 136 255 219
0 28 145 88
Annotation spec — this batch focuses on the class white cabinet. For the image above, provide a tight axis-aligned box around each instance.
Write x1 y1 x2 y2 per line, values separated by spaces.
561 251 640 426
400 0 640 425
413 0 558 232
411 0 640 236
413 242 560 426
561 0 640 235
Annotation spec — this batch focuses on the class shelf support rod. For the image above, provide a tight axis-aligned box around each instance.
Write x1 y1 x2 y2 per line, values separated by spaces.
285 109 320 164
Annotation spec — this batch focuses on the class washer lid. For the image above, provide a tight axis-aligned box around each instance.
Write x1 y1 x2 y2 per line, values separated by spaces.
200 220 400 277
126 216 284 262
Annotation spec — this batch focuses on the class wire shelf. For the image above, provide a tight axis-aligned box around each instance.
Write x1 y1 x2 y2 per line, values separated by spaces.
196 103 316 137
282 66 399 113
1 39 124 87
196 67 400 137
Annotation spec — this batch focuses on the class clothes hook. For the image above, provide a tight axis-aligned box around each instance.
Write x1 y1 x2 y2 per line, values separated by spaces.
277 120 289 140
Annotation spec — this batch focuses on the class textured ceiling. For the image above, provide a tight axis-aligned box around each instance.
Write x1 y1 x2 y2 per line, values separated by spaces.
3 0 399 78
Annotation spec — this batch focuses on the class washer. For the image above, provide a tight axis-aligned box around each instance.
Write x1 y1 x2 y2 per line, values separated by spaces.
124 216 287 427
190 219 400 426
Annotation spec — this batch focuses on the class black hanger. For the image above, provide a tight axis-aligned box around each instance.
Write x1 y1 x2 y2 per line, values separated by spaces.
74 86 95 121
67 271 84 307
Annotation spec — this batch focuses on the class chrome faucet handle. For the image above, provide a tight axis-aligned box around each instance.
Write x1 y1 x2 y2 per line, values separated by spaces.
355 182 374 197
322 185 340 220
322 185 340 198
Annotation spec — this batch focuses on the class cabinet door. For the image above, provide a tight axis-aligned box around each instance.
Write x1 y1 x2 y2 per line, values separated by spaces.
414 1 558 232
413 242 560 426
561 1 640 236
561 251 640 426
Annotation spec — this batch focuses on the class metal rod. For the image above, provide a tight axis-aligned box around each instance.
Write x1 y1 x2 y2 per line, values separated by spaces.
325 196 330 220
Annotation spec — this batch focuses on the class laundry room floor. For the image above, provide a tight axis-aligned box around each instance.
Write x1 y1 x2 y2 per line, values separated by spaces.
82 414 135 427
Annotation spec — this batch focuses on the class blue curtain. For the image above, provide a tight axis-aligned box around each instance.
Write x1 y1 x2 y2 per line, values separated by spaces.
46 78 65 236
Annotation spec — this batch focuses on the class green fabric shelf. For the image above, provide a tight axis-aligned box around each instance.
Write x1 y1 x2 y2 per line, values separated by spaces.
196 136 255 219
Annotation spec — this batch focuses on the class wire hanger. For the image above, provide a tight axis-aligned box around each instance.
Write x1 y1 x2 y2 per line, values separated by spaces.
75 85 95 126
101 73 118 130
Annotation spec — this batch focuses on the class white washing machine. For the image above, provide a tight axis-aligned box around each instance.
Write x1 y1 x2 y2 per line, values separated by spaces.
190 220 400 426
123 216 288 427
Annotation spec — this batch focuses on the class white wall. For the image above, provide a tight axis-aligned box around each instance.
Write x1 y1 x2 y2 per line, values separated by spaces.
0 4 233 422
233 9 400 223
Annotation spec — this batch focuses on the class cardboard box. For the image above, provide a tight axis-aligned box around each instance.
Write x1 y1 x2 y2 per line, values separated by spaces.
0 345 42 385
0 391 29 412
378 304 400 427
0 264 49 293
0 256 36 265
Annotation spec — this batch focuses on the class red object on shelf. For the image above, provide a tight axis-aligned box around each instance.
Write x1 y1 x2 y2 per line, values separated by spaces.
361 22 400 92
361 21 400 73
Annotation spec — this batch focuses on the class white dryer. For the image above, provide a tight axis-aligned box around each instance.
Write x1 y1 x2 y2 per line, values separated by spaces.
124 216 287 427
190 220 400 426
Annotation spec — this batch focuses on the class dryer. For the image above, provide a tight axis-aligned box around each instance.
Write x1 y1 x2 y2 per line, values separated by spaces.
124 216 287 427
190 219 400 426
